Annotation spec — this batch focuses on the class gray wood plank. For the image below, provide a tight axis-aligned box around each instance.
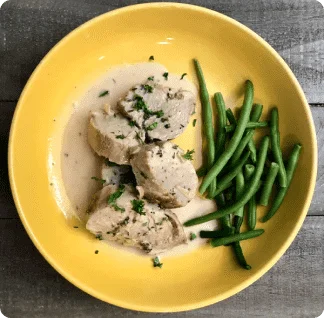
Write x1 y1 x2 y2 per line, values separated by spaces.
310 106 324 215
0 217 323 317
0 102 16 218
0 0 323 103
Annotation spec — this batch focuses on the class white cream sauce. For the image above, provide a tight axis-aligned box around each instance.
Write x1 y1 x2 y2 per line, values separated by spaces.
61 62 218 257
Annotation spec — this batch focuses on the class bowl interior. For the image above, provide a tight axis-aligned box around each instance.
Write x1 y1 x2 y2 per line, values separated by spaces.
9 3 317 312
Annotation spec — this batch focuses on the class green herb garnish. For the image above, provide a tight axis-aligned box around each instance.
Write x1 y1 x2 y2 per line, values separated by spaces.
99 90 109 97
180 73 187 80
147 76 154 81
193 119 197 127
190 233 197 241
129 120 136 127
91 176 106 184
183 149 195 160
133 95 164 119
149 55 154 61
143 84 153 93
153 257 163 268
116 134 125 139
146 122 158 131
96 234 103 240
107 184 125 212
131 199 145 215
111 203 125 213
163 72 169 80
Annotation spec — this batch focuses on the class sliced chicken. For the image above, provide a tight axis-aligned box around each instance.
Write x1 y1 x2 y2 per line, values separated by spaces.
88 110 145 165
86 184 187 254
101 160 135 186
118 80 196 141
130 141 198 208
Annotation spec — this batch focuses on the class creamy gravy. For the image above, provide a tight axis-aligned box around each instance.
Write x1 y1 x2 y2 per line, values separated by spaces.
61 62 218 257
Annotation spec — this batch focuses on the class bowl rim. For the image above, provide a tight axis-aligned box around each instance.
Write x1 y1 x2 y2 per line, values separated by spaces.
8 2 318 312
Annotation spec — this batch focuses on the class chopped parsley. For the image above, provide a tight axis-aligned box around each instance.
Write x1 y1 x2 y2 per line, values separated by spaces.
128 120 136 127
155 110 164 118
99 90 109 97
146 122 158 131
147 76 154 81
143 84 153 93
96 234 103 240
183 149 195 160
153 257 163 268
162 72 169 80
133 95 164 119
193 119 197 127
116 134 125 139
149 55 154 61
91 176 106 184
111 203 125 213
190 233 197 241
180 73 187 80
131 199 145 215
95 250 99 254
107 184 125 212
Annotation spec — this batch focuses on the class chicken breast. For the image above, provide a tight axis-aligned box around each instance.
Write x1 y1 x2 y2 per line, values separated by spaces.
118 80 196 141
88 110 145 165
86 184 187 254
101 160 135 186
130 141 198 208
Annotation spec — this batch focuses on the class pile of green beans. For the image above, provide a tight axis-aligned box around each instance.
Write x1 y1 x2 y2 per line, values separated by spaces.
191 59 302 270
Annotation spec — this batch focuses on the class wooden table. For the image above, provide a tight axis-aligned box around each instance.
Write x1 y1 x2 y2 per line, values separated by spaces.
0 1 323 317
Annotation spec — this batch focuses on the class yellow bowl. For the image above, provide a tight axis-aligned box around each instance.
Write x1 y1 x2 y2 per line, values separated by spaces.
9 3 317 312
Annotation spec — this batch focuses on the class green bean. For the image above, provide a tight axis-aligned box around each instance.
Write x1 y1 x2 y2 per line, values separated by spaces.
213 151 250 197
229 130 255 166
261 144 302 222
244 164 255 179
185 135 269 226
200 227 234 238
225 121 268 133
232 242 251 270
234 171 245 218
215 194 231 229
196 166 206 177
259 162 279 206
210 229 264 247
193 59 216 194
247 104 263 163
214 93 227 159
244 164 257 230
199 80 254 194
270 107 287 187
234 215 244 233
213 181 233 197
226 108 237 125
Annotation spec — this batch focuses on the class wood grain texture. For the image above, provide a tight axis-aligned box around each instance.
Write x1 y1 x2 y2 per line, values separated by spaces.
1 1 324 317
0 217 323 318
0 0 323 102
